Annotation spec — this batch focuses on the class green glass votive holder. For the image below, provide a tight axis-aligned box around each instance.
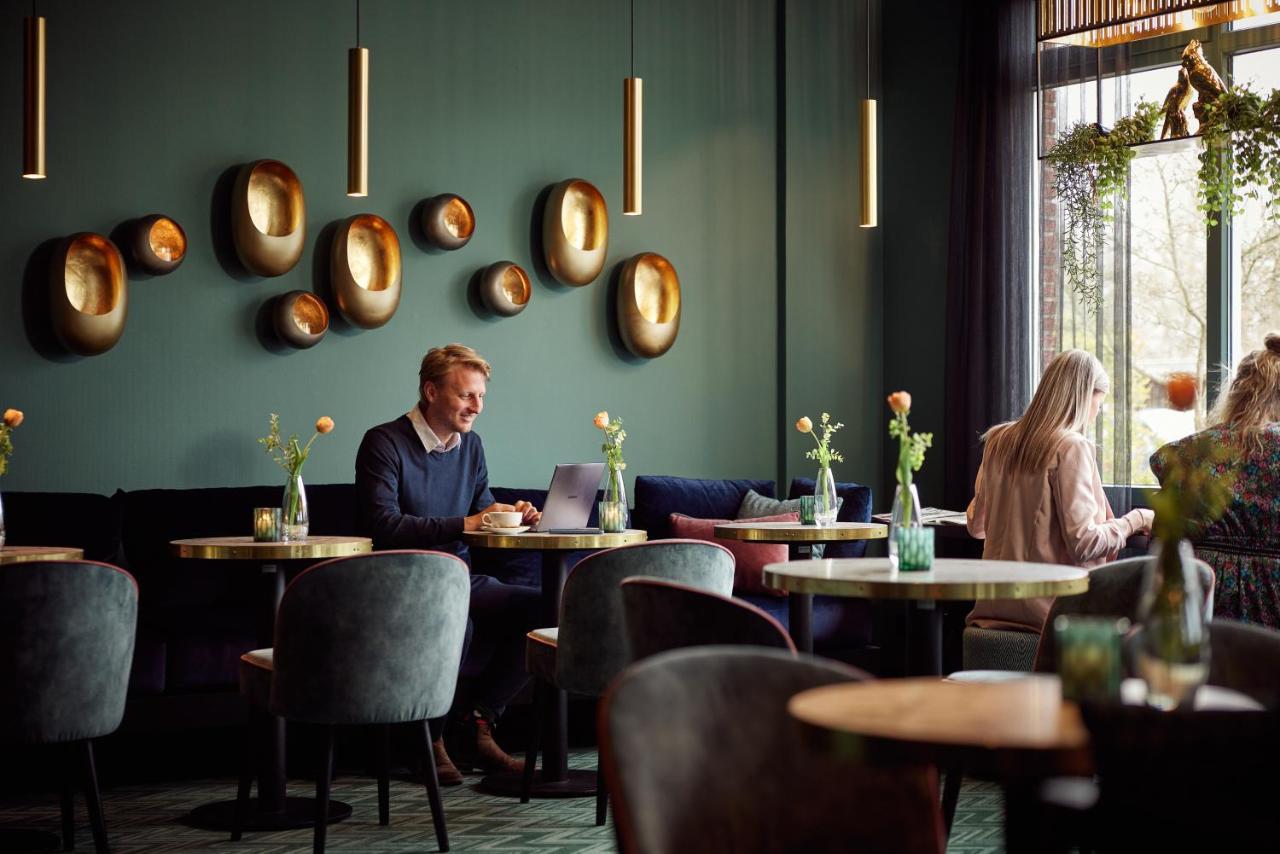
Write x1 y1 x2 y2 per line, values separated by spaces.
599 500 627 534
253 507 281 542
798 495 816 525
895 526 934 571
1054 615 1129 703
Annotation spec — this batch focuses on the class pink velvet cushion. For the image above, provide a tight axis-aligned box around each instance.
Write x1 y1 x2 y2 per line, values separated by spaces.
668 512 799 597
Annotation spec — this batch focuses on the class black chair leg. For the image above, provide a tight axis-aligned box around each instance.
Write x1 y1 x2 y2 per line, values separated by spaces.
314 726 335 854
78 741 109 854
419 721 449 852
376 724 391 826
60 743 75 852
520 679 546 803
595 760 607 826
230 710 258 842
942 764 963 835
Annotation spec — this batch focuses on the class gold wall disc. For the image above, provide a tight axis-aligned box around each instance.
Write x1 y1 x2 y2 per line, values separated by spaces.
422 193 475 250
272 290 329 349
332 213 402 329
50 233 128 356
231 159 306 277
542 178 608 286
130 214 186 274
479 260 531 317
618 252 680 358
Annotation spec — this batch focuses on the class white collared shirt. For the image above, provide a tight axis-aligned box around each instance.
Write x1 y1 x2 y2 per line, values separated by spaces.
406 405 460 455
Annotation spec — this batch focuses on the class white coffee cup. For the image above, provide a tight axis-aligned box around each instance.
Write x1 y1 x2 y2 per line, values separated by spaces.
482 510 523 529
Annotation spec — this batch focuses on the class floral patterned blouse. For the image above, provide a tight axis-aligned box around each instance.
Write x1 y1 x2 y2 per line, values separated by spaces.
1150 424 1280 628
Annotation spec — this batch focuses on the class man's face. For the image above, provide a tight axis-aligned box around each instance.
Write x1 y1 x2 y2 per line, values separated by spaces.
423 367 487 434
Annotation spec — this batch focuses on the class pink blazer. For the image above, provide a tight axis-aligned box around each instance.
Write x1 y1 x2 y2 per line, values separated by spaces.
965 431 1151 632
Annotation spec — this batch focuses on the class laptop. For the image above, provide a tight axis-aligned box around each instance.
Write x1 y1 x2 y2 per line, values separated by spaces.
532 462 607 533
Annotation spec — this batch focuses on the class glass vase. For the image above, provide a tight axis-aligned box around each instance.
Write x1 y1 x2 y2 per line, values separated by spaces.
889 483 933 571
1134 538 1209 710
600 465 628 533
814 466 838 527
281 473 309 542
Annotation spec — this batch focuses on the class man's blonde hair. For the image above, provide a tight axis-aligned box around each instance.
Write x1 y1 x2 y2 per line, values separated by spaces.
419 343 492 401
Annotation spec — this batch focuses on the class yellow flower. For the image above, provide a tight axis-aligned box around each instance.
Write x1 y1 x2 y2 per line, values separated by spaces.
594 411 610 429
795 416 813 434
887 391 912 414
315 416 335 434
3 409 23 428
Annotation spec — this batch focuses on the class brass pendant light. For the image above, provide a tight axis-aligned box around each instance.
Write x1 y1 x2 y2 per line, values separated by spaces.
859 0 877 229
348 0 368 197
23 1 45 180
623 0 642 216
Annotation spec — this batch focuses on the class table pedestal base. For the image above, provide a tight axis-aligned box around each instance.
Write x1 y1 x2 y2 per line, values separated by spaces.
478 768 597 798
184 796 352 832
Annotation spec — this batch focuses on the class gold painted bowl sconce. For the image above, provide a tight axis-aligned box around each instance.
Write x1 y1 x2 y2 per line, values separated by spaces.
543 178 608 286
231 159 306 277
49 233 128 356
332 213 402 329
422 194 475 250
272 290 329 349
129 214 186 274
479 261 531 317
618 252 681 358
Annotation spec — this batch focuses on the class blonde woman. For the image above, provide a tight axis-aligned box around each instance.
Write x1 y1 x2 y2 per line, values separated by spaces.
966 349 1154 632
1151 334 1280 628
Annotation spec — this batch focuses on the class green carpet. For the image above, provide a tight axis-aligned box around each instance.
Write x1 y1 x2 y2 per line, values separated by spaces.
0 752 1005 853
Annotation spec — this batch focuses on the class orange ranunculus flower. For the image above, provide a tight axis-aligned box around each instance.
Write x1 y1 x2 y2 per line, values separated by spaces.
795 416 813 434
887 391 912 414
315 416 335 434
1166 372 1197 412
594 411 610 429
3 409 23 428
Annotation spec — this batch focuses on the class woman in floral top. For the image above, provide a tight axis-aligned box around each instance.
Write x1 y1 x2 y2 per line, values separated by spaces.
1151 334 1280 628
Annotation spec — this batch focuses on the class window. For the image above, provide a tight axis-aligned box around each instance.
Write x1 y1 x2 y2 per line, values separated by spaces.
1038 22 1280 489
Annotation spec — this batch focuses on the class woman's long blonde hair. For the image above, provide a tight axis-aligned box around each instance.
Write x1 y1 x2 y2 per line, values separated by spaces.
982 349 1108 475
1210 332 1280 451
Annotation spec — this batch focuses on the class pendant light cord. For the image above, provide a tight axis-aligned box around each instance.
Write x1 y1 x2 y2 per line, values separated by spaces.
865 0 870 99
356 0 361 47
630 0 635 78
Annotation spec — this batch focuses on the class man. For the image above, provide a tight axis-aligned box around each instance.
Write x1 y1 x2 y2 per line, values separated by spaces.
356 343 542 784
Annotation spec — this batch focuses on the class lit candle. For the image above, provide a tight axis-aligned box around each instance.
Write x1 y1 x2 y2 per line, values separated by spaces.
599 501 625 533
254 507 281 542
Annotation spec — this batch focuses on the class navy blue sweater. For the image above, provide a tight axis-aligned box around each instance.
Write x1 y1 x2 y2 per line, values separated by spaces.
355 415 495 557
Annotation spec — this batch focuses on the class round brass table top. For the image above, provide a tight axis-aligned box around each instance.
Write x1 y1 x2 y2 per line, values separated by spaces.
0 545 85 564
762 557 1088 600
464 529 647 550
788 676 1092 777
169 535 372 560
713 521 888 543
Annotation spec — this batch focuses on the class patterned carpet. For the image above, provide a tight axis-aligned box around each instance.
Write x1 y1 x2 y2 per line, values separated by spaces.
0 752 1006 853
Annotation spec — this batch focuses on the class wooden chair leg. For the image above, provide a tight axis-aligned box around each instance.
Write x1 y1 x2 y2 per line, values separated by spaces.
376 724 391 826
595 760 607 826
520 679 546 803
60 743 75 852
230 712 257 842
313 726 335 854
78 741 109 854
419 721 449 852
942 764 963 835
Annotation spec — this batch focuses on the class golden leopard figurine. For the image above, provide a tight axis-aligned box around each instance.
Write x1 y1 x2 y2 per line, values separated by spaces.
1182 39 1225 123
1161 67 1193 139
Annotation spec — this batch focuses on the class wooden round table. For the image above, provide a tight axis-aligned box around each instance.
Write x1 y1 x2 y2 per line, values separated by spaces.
464 528 645 799
789 675 1262 851
169 535 371 833
0 545 84 564
715 522 887 652
762 558 1088 673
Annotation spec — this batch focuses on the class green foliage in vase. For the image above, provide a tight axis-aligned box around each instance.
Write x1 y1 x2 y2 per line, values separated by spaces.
1196 85 1280 226
797 413 844 468
1044 101 1161 314
0 408 24 477
258 413 334 477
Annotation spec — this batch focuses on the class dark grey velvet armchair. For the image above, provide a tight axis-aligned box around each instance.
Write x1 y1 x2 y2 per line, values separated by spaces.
233 550 470 853
621 576 795 660
600 647 945 854
0 560 138 854
521 539 735 823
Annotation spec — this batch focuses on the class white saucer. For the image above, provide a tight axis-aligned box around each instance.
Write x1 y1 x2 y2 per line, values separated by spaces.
482 525 531 535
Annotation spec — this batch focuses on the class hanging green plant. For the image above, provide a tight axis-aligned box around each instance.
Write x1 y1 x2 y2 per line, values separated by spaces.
1196 85 1280 226
1045 101 1161 314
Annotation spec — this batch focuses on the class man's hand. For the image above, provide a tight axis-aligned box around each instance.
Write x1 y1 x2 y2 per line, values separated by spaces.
513 499 541 525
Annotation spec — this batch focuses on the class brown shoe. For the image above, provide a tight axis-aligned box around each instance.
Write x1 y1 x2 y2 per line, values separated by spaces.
474 717 526 774
432 737 464 786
